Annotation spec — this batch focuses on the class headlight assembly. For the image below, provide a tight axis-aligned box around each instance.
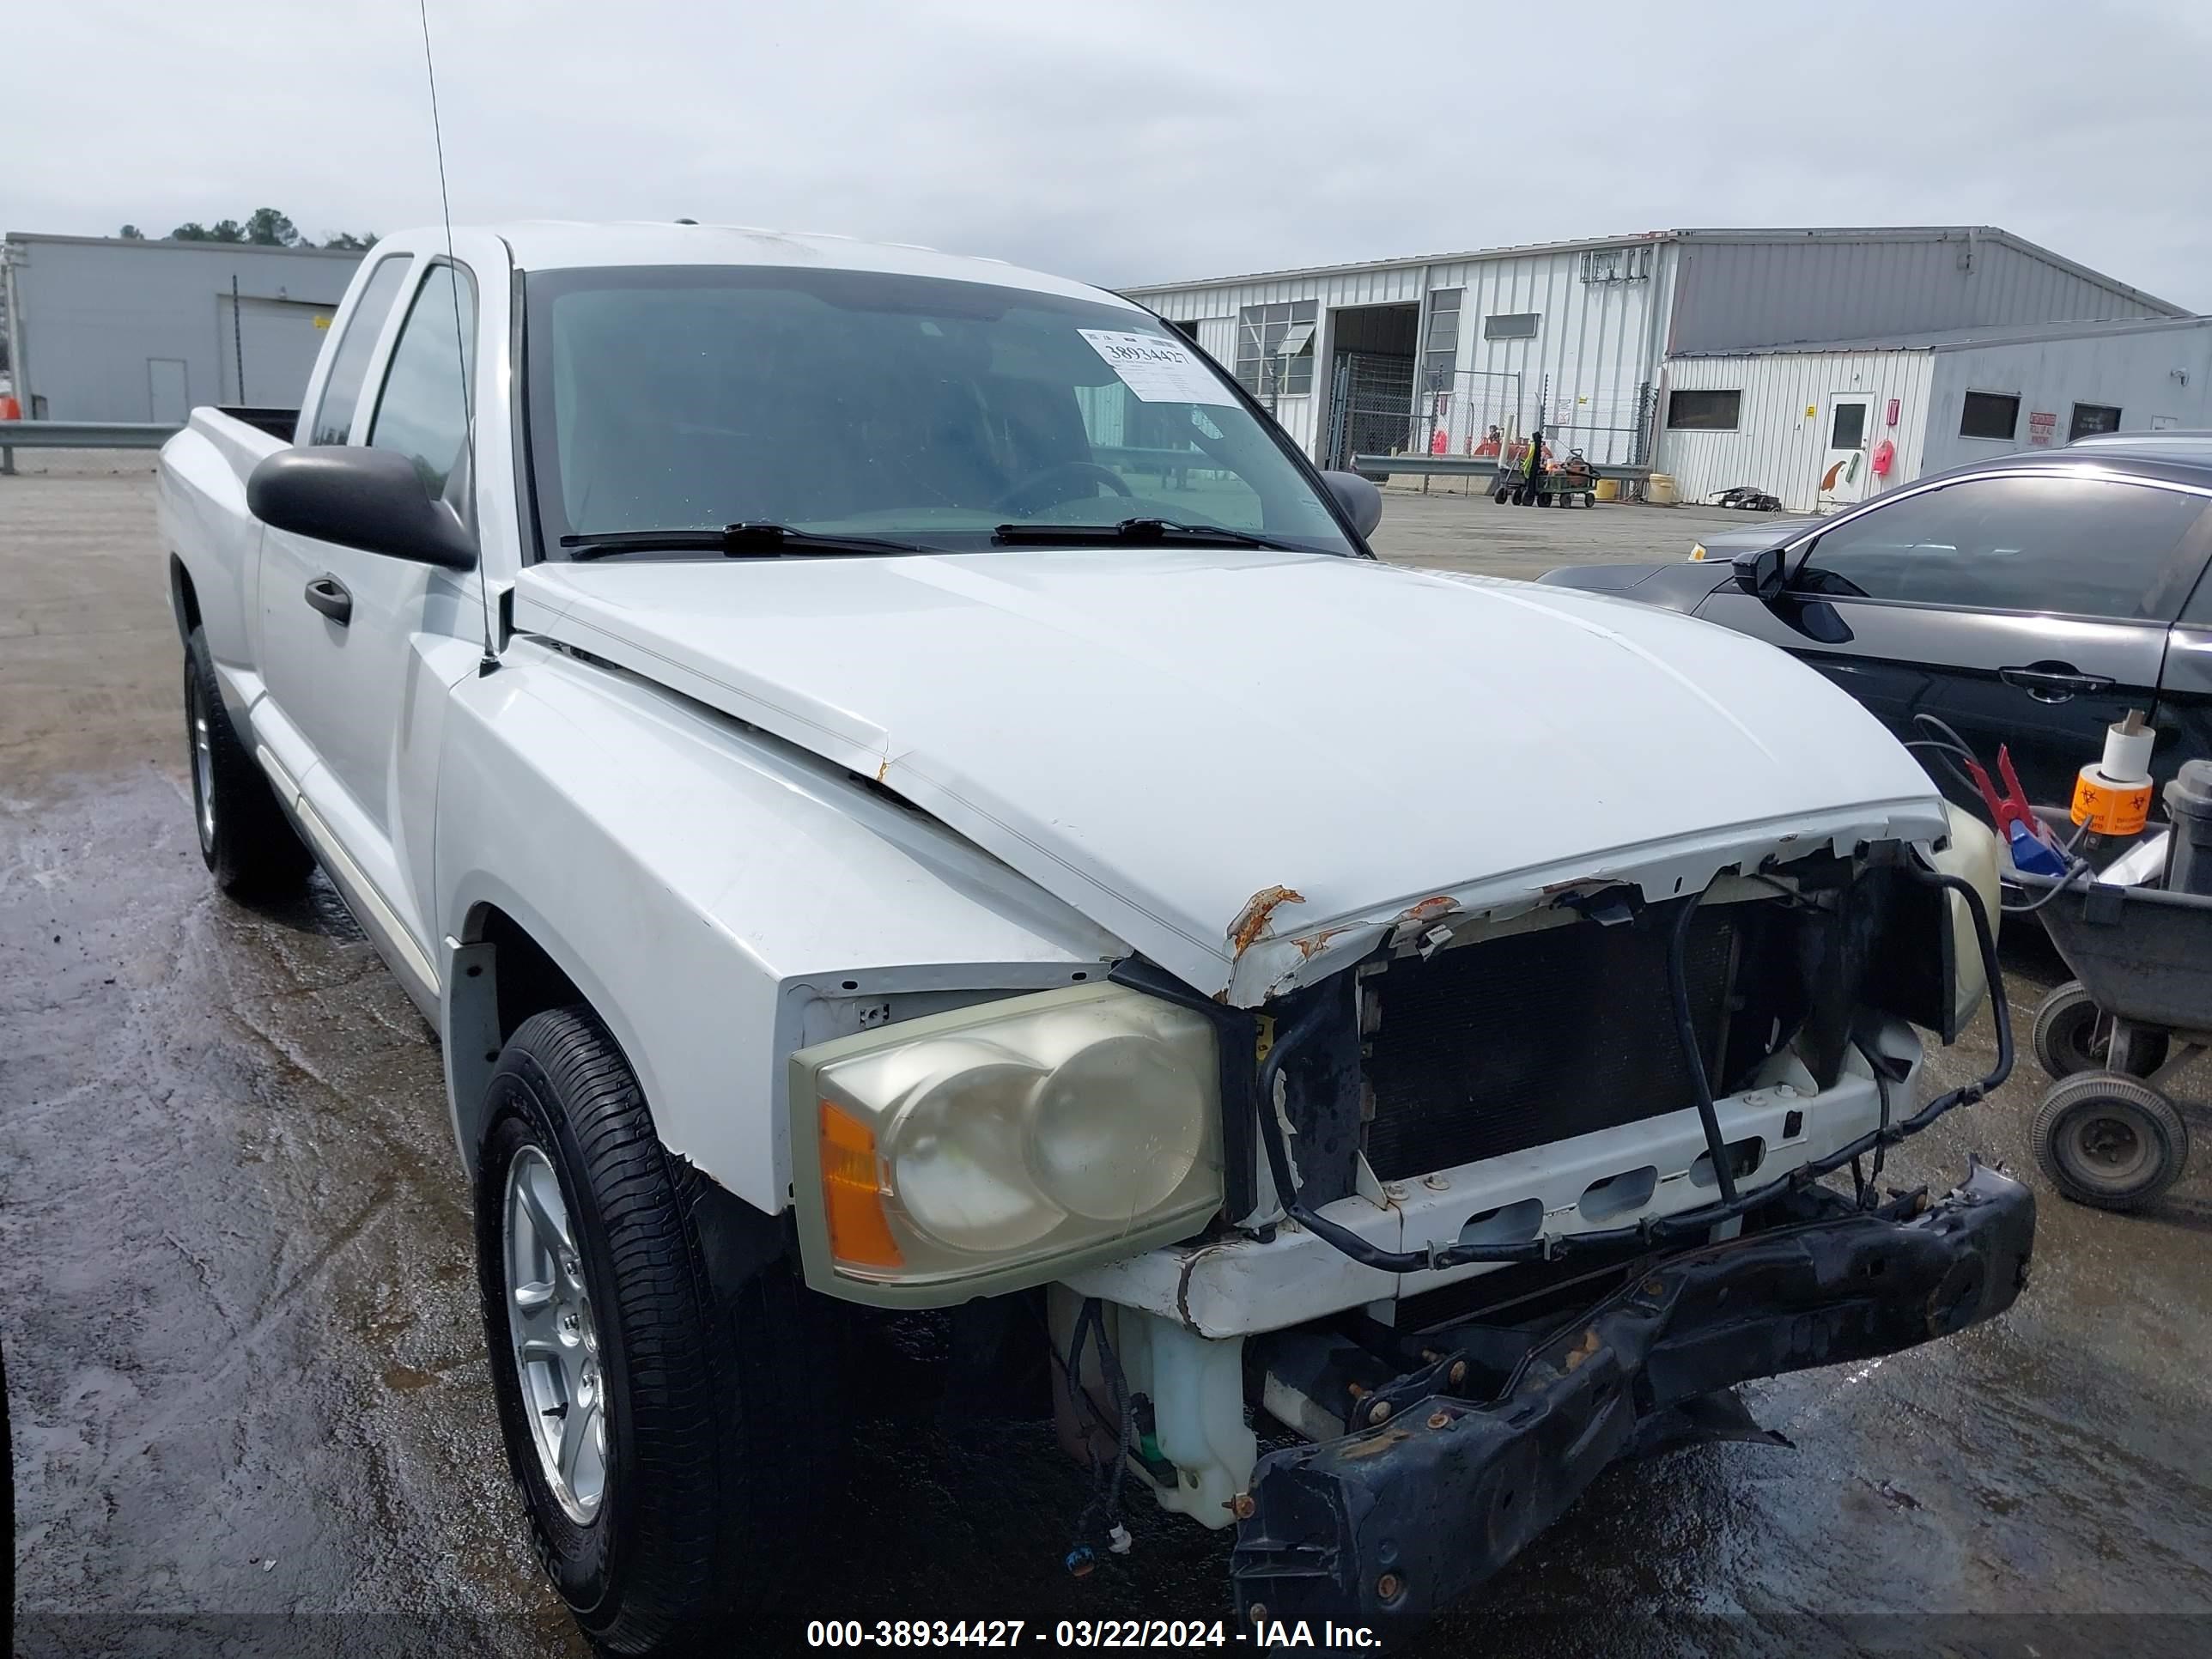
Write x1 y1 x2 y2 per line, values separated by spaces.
788 984 1222 1303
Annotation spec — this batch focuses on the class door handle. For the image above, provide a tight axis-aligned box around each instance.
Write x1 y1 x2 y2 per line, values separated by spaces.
2000 664 2112 703
303 574 353 627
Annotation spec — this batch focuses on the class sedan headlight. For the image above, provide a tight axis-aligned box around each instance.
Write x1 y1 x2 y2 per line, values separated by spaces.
788 984 1222 1304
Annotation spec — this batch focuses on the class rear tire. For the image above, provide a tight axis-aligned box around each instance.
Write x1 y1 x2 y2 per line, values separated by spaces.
2033 1071 2189 1212
474 1006 836 1656
2031 981 2168 1079
184 626 313 897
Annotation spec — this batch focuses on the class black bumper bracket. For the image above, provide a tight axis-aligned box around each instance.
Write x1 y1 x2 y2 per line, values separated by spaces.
1231 1160 2033 1635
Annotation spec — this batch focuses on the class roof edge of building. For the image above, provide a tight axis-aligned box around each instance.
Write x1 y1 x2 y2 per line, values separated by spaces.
3 231 368 258
1125 224 2185 317
1668 311 2211 359
1121 229 1679 295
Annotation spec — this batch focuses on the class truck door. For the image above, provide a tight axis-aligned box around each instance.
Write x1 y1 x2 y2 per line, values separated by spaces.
1696 472 2208 806
258 258 481 973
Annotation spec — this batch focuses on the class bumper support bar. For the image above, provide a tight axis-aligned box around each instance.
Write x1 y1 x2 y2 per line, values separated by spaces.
1230 1160 2033 1635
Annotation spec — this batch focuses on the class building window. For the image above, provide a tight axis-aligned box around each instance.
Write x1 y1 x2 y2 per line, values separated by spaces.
1483 312 1540 341
1960 391 2021 441
2069 403 2123 441
1578 246 1653 283
1235 301 1317 398
1666 389 1741 431
1421 289 1462 391
1165 319 1201 348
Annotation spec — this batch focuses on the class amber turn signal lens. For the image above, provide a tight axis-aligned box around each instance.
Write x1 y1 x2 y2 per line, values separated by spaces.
819 1101 902 1268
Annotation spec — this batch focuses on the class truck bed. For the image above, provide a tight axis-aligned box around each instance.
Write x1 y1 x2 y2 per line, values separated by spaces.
155 406 298 703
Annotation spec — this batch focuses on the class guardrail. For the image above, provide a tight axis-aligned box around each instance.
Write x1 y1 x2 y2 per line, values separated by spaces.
0 420 180 472
1351 452 1653 483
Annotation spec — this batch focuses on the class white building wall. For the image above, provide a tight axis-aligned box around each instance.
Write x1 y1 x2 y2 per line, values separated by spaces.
1133 241 1674 466
1655 349 1935 513
6 234 363 421
1425 243 1673 467
1919 324 2212 475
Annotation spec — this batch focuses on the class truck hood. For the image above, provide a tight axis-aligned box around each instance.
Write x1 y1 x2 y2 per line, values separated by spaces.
512 549 1946 1005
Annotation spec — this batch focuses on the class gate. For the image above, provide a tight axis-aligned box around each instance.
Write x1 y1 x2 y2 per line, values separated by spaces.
1323 351 1418 470
1411 368 1526 463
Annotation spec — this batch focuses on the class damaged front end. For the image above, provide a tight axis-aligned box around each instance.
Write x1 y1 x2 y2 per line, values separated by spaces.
1048 821 2028 1639
1231 1163 2033 1632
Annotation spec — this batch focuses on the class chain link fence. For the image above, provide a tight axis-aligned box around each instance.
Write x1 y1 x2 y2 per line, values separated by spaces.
1409 368 1527 463
1322 351 1419 470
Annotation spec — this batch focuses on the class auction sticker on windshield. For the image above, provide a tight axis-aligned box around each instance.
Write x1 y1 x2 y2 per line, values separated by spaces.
1078 329 1237 405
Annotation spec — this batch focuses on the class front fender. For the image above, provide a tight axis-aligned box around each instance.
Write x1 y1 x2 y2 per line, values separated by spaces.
434 640 1121 1210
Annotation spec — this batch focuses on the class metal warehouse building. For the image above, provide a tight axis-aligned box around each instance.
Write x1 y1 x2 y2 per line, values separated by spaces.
1660 314 2212 512
3 233 365 422
1125 226 2193 504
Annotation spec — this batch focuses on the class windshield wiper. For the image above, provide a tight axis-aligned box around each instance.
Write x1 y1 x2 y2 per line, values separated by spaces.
562 523 933 561
991 517 1294 550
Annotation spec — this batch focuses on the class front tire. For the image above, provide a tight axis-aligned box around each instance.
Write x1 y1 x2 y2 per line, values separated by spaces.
474 1007 832 1656
184 625 313 896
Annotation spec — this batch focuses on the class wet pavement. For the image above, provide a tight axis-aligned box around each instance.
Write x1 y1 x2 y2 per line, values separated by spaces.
6 462 2212 1656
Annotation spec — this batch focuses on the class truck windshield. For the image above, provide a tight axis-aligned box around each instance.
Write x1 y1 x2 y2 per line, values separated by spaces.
522 264 1357 559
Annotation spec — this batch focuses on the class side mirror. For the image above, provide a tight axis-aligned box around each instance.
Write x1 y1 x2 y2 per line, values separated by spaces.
1730 543 1788 601
1319 469 1384 538
247 446 477 571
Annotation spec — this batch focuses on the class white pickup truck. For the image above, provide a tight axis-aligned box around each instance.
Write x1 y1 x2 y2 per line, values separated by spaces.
159 222 2032 1653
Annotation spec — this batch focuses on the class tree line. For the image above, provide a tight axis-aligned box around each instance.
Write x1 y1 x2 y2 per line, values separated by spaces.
116 209 376 251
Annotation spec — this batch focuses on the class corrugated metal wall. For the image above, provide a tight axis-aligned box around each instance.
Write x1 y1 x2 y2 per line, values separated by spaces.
1920 323 2212 475
1134 246 1672 465
1424 246 1670 467
8 235 363 421
1668 232 2174 355
1656 350 1934 513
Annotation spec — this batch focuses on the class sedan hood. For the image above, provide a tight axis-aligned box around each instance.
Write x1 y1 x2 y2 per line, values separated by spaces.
513 549 1946 1005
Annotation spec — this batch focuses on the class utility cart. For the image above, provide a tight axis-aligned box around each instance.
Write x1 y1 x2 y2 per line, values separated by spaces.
2016 872 2212 1210
1489 448 1600 507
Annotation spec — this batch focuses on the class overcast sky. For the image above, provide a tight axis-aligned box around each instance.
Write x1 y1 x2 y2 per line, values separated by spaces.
14 0 2211 307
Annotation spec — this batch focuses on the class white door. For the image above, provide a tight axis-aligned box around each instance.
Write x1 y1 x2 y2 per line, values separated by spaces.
1818 394 1872 508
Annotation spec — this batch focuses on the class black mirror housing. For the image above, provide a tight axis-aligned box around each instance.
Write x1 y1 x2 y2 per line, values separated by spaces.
248 447 477 571
1731 543 1788 601
1319 469 1383 538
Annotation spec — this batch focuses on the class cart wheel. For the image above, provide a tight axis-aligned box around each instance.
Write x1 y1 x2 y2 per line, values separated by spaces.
2033 1071 2189 1212
2031 981 2168 1079
1584 493 1596 508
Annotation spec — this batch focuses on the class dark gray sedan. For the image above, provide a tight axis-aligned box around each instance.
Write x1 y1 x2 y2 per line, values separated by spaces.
1540 440 2212 807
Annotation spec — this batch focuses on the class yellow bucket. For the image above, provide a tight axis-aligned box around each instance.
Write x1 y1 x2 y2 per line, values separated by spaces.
1646 473 1679 506
1594 477 1620 502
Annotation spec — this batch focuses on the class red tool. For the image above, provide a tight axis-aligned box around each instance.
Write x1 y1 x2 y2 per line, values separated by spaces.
1966 744 2056 848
